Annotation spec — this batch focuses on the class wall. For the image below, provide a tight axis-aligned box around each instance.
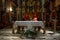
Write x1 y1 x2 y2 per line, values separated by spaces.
55 0 60 6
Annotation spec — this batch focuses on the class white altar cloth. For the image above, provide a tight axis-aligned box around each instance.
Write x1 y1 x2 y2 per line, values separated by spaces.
13 21 45 29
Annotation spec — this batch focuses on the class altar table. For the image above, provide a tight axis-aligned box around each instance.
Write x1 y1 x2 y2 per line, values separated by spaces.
12 21 45 33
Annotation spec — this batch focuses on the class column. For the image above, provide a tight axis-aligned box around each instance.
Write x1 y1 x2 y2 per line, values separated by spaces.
41 0 46 34
41 0 44 20
53 19 56 33
50 0 53 22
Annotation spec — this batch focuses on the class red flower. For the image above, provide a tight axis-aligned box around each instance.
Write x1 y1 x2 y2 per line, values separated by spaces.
23 13 30 20
32 12 38 21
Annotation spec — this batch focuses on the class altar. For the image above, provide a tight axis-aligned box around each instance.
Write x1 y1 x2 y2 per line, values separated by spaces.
12 21 45 34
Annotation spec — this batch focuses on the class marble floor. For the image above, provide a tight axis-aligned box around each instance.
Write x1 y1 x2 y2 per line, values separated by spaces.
0 28 60 40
